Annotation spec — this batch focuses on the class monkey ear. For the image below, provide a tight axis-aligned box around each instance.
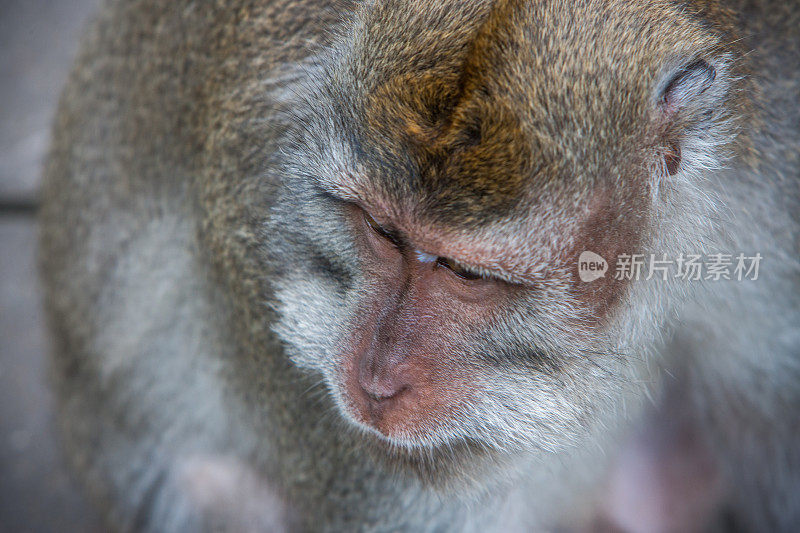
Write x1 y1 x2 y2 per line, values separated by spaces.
655 57 730 176
658 59 717 114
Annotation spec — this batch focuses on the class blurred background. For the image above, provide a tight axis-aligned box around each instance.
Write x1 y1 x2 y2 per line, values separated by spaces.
0 0 101 530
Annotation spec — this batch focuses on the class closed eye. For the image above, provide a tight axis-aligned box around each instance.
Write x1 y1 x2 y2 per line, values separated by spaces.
363 210 403 247
436 257 484 281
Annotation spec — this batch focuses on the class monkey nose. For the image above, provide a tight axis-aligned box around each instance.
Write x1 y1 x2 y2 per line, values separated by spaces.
358 371 410 403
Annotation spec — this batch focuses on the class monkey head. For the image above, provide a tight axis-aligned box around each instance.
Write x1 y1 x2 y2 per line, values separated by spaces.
266 0 744 467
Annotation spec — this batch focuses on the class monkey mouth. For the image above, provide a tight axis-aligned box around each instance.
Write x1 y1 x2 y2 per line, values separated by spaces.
338 388 437 449
333 362 479 452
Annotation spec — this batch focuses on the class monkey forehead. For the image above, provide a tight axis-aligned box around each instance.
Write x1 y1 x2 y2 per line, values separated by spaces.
334 0 731 224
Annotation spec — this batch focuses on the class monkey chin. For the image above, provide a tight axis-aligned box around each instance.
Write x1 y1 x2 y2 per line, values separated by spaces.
359 428 508 490
333 390 509 489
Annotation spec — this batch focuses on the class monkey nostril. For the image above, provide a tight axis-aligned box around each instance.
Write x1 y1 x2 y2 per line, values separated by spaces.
356 351 411 404
359 377 410 403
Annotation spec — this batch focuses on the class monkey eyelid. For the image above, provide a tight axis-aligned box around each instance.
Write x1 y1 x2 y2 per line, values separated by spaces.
363 209 404 248
435 257 491 281
414 249 492 281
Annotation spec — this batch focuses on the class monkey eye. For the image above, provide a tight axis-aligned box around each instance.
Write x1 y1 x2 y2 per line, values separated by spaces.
436 257 483 280
363 210 401 246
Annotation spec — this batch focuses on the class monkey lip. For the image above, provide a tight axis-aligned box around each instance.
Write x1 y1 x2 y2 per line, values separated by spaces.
335 376 432 446
337 371 474 449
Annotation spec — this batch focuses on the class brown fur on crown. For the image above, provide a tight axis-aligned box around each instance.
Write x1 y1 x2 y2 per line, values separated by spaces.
346 0 745 227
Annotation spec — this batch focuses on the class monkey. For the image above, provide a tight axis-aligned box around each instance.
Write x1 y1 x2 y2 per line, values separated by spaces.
38 0 798 531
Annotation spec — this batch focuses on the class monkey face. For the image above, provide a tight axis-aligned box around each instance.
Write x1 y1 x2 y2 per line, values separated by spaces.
269 162 646 456
265 0 742 463
267 122 654 458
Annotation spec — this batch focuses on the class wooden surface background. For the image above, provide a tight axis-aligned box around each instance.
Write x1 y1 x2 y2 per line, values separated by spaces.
0 1 101 530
